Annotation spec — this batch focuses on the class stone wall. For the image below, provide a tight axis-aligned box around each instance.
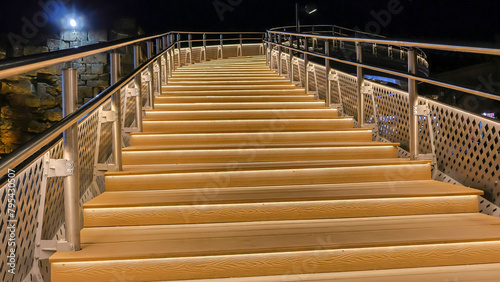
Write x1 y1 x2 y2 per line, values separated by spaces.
0 29 111 156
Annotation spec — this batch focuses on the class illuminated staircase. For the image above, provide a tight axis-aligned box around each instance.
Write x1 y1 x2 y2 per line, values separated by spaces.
50 56 500 281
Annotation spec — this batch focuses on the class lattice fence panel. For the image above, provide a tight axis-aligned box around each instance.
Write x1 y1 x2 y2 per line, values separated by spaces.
426 99 500 205
337 71 359 121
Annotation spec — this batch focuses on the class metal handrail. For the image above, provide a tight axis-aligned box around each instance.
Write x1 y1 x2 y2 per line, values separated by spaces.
265 39 500 103
268 30 500 55
269 24 386 38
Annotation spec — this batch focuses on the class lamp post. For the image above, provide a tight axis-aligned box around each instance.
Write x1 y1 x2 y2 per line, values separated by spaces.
296 2 318 33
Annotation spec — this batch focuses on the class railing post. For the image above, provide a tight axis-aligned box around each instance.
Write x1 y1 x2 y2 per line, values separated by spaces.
188 34 193 64
220 34 224 59
265 32 269 66
156 38 164 92
304 37 309 93
278 34 283 76
289 34 294 83
110 52 123 171
133 44 143 131
61 66 81 252
177 33 181 67
203 33 207 61
325 39 331 107
408 48 419 160
161 36 168 85
239 34 243 56
146 41 155 108
356 42 364 127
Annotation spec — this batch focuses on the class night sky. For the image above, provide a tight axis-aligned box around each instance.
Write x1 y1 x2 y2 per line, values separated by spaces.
1 0 500 46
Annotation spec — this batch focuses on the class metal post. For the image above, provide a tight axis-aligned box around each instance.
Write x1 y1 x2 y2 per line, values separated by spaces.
304 37 309 93
162 36 168 85
239 34 243 57
61 67 81 252
408 48 419 160
188 34 193 64
177 33 181 67
289 35 294 83
265 32 269 66
133 44 143 131
203 33 207 61
146 41 154 108
325 39 331 107
220 34 224 59
278 34 283 76
156 38 164 91
356 42 364 127
110 52 123 171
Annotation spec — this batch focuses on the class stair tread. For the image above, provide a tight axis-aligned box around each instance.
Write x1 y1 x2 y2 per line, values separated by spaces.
120 159 427 173
123 141 399 151
52 213 500 262
84 180 482 208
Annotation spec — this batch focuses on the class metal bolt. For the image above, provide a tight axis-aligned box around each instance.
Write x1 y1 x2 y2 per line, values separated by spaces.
67 161 74 168
67 169 74 175
35 256 39 260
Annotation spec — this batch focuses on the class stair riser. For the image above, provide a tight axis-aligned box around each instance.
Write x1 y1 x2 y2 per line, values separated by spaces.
154 96 317 103
105 164 431 191
160 90 307 96
167 81 293 86
122 147 398 165
144 110 338 120
153 103 327 111
130 131 374 146
84 196 478 227
51 240 500 282
163 85 297 91
142 120 354 133
168 77 286 81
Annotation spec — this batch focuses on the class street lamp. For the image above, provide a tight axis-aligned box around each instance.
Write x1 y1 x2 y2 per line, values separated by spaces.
296 2 318 33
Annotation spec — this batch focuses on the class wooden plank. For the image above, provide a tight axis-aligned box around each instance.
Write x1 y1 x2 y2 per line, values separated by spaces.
144 109 339 120
119 159 429 173
160 89 306 96
130 130 374 146
154 95 317 103
84 180 483 208
81 213 495 244
142 119 354 133
83 195 478 227
50 241 500 281
153 102 326 110
104 164 432 191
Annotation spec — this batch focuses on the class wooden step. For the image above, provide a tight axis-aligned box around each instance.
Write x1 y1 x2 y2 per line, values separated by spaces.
168 76 286 82
83 180 481 227
130 130 374 146
154 95 317 103
167 80 293 86
161 89 307 96
171 73 281 78
121 158 424 173
153 102 326 111
163 84 297 91
51 214 500 281
122 144 398 165
142 119 353 133
104 163 432 191
145 109 338 120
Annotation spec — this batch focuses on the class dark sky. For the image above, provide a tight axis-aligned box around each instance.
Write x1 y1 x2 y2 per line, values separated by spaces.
1 0 500 46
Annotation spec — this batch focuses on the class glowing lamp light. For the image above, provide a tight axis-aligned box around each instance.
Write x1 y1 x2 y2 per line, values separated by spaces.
61 14 85 30
69 19 77 27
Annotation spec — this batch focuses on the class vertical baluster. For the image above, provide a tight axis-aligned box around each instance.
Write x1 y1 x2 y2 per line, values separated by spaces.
356 42 364 127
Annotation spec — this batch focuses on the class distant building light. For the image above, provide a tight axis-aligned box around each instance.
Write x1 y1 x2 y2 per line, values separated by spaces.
482 113 496 119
